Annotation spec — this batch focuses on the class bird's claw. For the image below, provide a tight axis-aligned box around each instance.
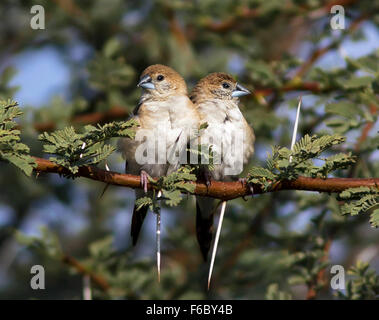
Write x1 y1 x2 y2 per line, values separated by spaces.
239 178 254 200
140 170 149 193
204 170 212 188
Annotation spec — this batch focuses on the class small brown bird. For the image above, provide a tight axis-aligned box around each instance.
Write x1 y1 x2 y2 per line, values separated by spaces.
190 72 255 288
118 64 200 247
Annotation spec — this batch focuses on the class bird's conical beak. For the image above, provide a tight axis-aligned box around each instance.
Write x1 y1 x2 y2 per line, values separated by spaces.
231 83 251 97
137 75 155 90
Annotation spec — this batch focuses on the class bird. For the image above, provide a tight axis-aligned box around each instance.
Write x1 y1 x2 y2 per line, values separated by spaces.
118 64 200 248
190 72 255 288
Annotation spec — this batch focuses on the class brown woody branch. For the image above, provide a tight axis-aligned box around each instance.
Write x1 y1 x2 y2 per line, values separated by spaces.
33 157 379 201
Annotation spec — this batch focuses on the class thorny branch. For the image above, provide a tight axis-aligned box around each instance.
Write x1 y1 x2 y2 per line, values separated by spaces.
33 157 379 201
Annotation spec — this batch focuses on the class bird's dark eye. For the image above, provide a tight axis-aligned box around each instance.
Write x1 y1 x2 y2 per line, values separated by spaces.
222 82 230 89
157 75 164 81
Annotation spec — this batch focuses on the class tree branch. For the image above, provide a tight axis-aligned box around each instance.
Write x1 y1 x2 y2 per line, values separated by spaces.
33 157 379 201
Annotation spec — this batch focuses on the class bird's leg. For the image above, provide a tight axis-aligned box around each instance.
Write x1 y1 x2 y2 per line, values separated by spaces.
204 170 212 188
200 167 212 188
140 170 149 193
238 177 254 200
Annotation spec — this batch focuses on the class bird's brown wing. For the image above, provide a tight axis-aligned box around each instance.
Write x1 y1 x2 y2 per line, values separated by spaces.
243 117 255 162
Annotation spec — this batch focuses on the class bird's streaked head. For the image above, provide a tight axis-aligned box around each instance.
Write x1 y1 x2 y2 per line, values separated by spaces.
137 64 187 99
190 72 250 104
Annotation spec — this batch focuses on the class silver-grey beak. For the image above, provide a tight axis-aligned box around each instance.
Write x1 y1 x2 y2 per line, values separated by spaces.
231 83 251 97
137 75 155 90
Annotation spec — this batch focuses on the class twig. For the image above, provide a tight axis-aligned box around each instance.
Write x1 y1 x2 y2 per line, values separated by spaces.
306 238 332 299
61 254 110 292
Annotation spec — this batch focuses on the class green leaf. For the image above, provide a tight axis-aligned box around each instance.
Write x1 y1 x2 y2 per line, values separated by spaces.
89 236 114 259
135 197 153 211
338 187 379 225
14 226 63 260
339 76 373 89
370 209 379 228
163 189 182 206
0 100 36 176
265 283 292 300
325 102 362 119
39 120 137 175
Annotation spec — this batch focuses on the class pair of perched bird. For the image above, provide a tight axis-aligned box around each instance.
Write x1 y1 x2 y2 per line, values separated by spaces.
118 64 255 287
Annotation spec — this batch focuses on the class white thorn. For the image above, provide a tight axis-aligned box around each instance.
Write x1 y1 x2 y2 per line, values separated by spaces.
290 97 302 163
80 142 86 159
156 213 161 283
105 162 110 171
208 200 227 290
157 190 162 283
83 275 92 300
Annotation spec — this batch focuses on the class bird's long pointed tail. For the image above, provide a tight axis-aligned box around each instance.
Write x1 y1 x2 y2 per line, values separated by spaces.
131 204 148 246
196 200 214 261
207 200 227 290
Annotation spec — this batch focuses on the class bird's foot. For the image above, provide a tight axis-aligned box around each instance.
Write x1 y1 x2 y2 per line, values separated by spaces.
238 178 254 200
140 170 149 193
204 170 212 188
